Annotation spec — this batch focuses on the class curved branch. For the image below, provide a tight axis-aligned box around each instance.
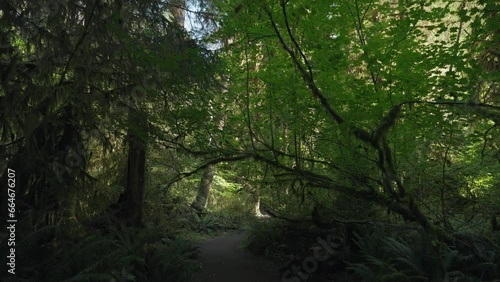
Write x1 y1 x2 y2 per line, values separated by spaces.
400 100 500 111
280 0 314 81
480 124 497 163
165 153 253 191
264 6 344 124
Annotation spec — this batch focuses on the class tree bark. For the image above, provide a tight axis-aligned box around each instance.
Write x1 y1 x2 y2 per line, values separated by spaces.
191 163 216 213
123 131 146 226
254 185 263 217
121 104 147 226
171 0 186 27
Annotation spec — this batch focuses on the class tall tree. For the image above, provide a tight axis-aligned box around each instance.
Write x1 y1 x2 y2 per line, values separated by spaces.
0 0 219 227
191 163 216 213
209 0 500 242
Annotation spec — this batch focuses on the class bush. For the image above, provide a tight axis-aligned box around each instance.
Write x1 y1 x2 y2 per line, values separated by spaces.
348 227 500 282
244 219 288 256
0 223 199 282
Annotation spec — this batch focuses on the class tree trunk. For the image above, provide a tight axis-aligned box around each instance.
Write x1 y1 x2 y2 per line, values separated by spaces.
123 131 146 226
171 0 185 27
121 103 147 227
254 185 263 217
191 164 216 213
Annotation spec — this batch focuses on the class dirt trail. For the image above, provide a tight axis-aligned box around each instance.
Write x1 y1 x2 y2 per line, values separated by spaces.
194 232 282 282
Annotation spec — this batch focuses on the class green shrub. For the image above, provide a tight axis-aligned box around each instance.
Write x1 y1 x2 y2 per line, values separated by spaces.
244 219 287 256
0 224 199 282
348 228 500 282
145 237 200 282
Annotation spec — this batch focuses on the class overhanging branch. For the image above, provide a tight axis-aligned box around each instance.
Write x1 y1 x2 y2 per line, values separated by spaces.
264 6 344 124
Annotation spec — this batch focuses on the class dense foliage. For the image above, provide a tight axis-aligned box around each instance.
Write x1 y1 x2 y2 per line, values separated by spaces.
0 0 499 281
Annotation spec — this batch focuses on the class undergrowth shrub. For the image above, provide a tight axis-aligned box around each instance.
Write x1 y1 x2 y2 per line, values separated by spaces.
183 213 219 234
206 211 243 231
176 209 249 235
348 227 500 282
244 219 287 256
0 223 199 282
145 237 199 282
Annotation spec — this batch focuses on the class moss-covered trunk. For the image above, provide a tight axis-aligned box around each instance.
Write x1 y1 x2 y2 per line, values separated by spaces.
191 164 216 213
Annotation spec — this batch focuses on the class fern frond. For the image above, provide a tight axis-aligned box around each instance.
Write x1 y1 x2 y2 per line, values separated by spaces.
62 273 115 282
347 262 375 278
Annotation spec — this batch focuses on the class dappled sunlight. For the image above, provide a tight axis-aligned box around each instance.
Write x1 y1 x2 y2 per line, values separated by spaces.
1 0 499 281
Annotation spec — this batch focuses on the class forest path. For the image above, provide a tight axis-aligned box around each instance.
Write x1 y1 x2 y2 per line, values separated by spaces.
194 231 282 282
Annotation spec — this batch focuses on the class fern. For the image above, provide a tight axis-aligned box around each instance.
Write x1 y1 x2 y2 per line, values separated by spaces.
14 225 57 266
349 227 500 281
146 237 200 282
383 237 425 276
62 273 115 282
349 229 443 281
348 262 376 279
1 277 33 282
189 213 218 233
2 219 204 281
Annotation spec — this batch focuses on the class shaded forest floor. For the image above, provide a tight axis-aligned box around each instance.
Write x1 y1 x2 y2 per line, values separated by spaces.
191 223 354 282
194 231 282 282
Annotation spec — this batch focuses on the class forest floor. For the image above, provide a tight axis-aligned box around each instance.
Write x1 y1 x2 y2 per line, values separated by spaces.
193 231 283 282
